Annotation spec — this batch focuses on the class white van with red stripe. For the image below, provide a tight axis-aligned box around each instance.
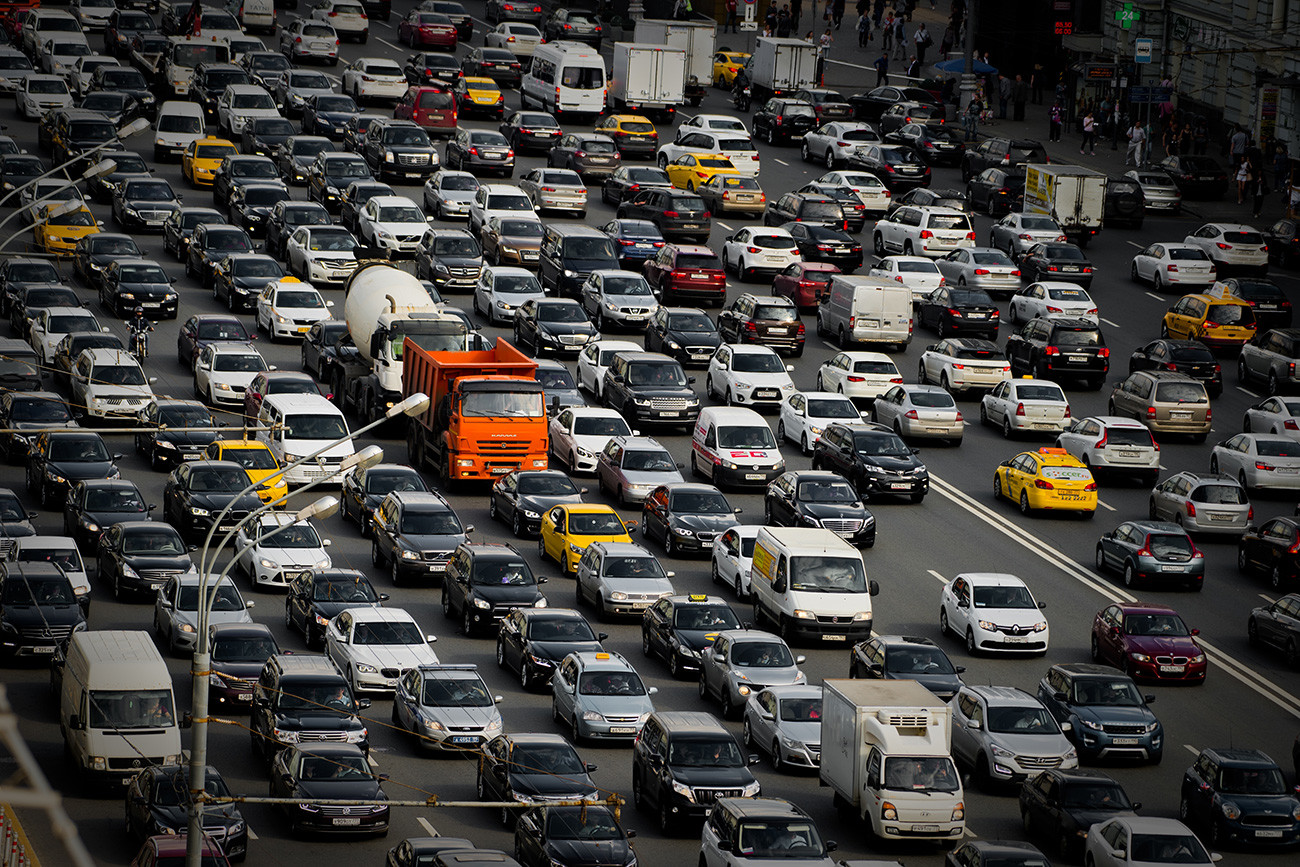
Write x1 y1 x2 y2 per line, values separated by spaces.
689 406 785 490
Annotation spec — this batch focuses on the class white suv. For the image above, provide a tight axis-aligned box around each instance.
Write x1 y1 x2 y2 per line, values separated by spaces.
1182 222 1269 276
873 205 975 258
468 183 536 237
69 347 157 421
216 84 281 137
1055 415 1161 481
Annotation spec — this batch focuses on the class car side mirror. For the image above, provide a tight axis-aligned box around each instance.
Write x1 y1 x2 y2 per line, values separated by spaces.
1143 694 1156 704
596 631 609 641
426 634 437 643
785 364 795 372
967 719 981 730
795 655 806 665
584 762 597 772
538 577 548 584
322 539 332 547
245 601 255 609
357 698 371 709
1037 601 1046 609
1060 721 1072 732
1109 850 1126 861
68 714 83 731
675 462 685 469
748 754 761 765
772 577 786 594
1190 627 1199 635
868 580 880 596
626 520 638 529
464 524 474 533
648 686 658 696
716 837 731 852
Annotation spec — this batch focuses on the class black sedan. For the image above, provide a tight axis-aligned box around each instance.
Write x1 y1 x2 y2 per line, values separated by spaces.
848 84 943 121
490 469 584 537
285 568 388 650
384 838 479 867
782 221 864 272
514 805 636 867
85 150 152 203
944 841 1053 867
162 207 224 261
885 122 966 166
496 607 606 689
644 305 723 367
300 319 353 381
111 176 181 233
498 110 564 154
1020 242 1095 287
967 167 1026 216
640 482 740 556
796 181 868 232
600 218 666 271
1239 516 1300 590
0 390 76 462
403 51 461 87
1127 339 1222 396
917 286 1000 338
1248 592 1300 666
849 143 931 191
600 166 672 207
62 479 152 551
271 744 389 837
26 432 121 509
95 520 194 601
207 622 281 709
0 258 62 318
241 116 298 158
513 298 597 358
134 398 218 469
461 46 522 88
341 463 429 536
72 232 143 290
1264 218 1300 268
176 314 254 367
8 284 82 340
476 734 598 824
1156 154 1230 200
213 253 286 313
303 93 360 139
161 460 264 539
125 763 247 859
641 594 742 678
227 184 292 237
98 259 178 319
849 634 966 699
266 200 332 260
763 470 876 547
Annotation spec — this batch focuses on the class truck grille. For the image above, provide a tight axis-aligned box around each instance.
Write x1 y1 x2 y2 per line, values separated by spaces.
820 518 864 535
692 787 743 804
476 441 531 454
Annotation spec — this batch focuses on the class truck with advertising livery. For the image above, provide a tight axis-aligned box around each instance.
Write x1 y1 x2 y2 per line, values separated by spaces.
1022 164 1107 247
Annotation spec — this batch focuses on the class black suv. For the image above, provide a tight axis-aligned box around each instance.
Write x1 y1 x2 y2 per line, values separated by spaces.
617 188 712 243
812 422 929 503
960 137 1049 181
285 568 388 649
1005 316 1110 388
763 470 876 547
848 634 965 699
0 391 76 462
307 152 374 213
251 654 371 763
369 491 471 585
1037 663 1162 764
538 225 620 299
602 352 700 430
1104 175 1145 229
513 298 598 358
645 306 723 368
1019 769 1138 858
441 542 547 636
632 711 759 834
0 562 85 661
1180 747 1300 848
752 98 817 145
764 192 846 230
363 118 440 183
26 431 121 509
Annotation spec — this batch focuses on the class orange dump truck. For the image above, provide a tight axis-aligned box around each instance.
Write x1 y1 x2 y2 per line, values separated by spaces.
402 338 549 485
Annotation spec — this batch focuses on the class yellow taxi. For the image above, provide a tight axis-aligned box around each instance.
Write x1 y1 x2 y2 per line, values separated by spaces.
202 439 289 504
993 447 1097 517
539 504 637 575
712 51 751 87
181 137 238 187
34 202 100 255
454 76 505 117
664 153 741 192
594 114 659 158
1160 292 1256 350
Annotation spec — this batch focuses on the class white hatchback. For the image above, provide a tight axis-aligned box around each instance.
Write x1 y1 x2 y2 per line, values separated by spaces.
549 406 635 473
255 280 334 340
815 351 902 400
939 572 1049 655
235 513 332 588
1129 242 1217 291
777 390 863 454
1183 223 1269 275
706 344 796 409
1055 415 1160 480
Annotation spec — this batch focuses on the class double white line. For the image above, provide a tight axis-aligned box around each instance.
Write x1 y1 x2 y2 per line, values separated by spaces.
927 473 1300 721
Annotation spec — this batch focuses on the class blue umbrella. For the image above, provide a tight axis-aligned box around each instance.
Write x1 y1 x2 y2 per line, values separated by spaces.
934 57 998 75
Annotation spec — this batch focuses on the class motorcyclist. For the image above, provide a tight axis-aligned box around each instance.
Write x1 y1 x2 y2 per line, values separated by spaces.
128 307 154 357
731 64 752 111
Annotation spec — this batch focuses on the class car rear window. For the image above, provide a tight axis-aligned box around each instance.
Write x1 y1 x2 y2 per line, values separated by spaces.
1190 484 1245 504
1154 382 1207 403
1168 247 1208 260
928 214 970 231
719 138 756 152
896 260 939 272
1103 427 1154 447
1205 304 1253 326
853 360 897 374
754 304 798 321
951 290 993 306
1229 280 1285 301
1168 345 1215 363
1010 145 1047 162
911 390 955 408
950 345 1000 359
1053 328 1102 347
675 253 722 270
1222 232 1263 244
801 201 844 219
1257 440 1300 457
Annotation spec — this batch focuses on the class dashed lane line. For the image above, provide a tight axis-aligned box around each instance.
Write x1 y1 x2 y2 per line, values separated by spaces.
926 569 947 584
378 37 401 51
1100 317 1119 328
1184 744 1200 755
1144 292 1163 300
717 222 733 231
417 817 439 836
1235 386 1260 397
1260 594 1277 604
1126 241 1145 249
1097 500 1115 511
774 159 789 166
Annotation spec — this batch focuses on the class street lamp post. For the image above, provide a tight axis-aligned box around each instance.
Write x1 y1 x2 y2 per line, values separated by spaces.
0 198 86 257
185 394 431 867
0 158 118 252
0 117 149 211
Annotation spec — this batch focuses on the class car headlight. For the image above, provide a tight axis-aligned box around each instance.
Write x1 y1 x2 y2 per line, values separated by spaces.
472 597 491 609
313 557 331 569
800 514 820 527
535 598 547 608
575 447 593 458
272 727 300 743
121 564 138 579
1129 652 1151 663
178 623 195 634
1145 721 1160 732
521 509 540 519
990 744 1014 760
385 152 395 163
421 716 445 732
568 543 583 554
356 663 378 674
190 507 210 516
81 520 99 531
214 382 233 392
732 380 752 390
581 711 603 722
741 781 761 797
1220 801 1240 820
1190 654 1205 664
670 780 695 802
851 611 871 621
673 527 694 536
1063 748 1077 763
610 591 628 601
792 609 816 620
977 620 996 631
400 549 421 560
1080 718 1103 731
1033 622 1048 632
486 717 503 732
314 613 329 626
258 558 278 569
632 397 651 406
781 383 795 391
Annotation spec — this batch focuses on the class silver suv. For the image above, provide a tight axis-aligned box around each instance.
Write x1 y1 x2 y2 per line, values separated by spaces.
391 663 503 752
550 650 657 743
700 797 837 867
1148 471 1252 535
574 541 675 620
949 684 1078 787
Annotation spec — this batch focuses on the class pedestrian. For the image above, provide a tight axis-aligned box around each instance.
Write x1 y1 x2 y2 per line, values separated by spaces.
1031 62 1044 104
776 6 792 36
673 0 693 19
857 11 871 46
832 0 845 29
1192 117 1208 155
963 97 980 141
1126 120 1147 166
791 0 803 29
1236 156 1250 204
997 74 1011 120
1229 124 1248 163
939 23 954 57
765 4 779 32
1012 74 1028 121
1273 143 1290 192
913 22 931 65
1163 122 1181 158
881 9 894 51
817 28 833 84
873 50 889 86
724 0 739 33
905 55 919 78
1080 110 1095 154
893 15 907 60
903 0 916 21
1252 167 1267 218
1049 101 1063 142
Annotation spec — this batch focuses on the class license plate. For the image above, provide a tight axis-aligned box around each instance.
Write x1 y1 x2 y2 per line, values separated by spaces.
968 313 986 320
237 692 253 700
659 411 681 417
1061 265 1080 272
297 326 310 333
311 41 331 51
1032 423 1056 430
1257 830 1284 838
1069 355 1088 363
609 726 636 734
1117 450 1141 458
681 223 701 229
483 153 505 160
1199 175 1215 181
32 646 54 654
1004 635 1028 643
1208 513 1232 522
588 156 609 163
1112 737 1139 745
1278 467 1299 474
691 273 710 280
745 473 765 480
1058 493 1081 500
183 454 200 461
1163 565 1185 572
450 735 478 744
1171 411 1192 419
491 466 511 474
332 817 361 826
1159 665 1185 673
144 302 162 308
822 634 847 641
890 483 910 490
911 824 939 832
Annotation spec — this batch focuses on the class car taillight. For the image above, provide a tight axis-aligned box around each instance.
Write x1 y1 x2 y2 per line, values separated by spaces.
904 409 919 419
947 307 962 317
1083 482 1097 491
1010 269 1021 276
1044 346 1060 356
746 246 761 254
1098 348 1110 358
973 268 990 276
468 146 478 155
617 238 635 246
1034 478 1053 489
1216 242 1232 249
1146 406 1156 418
796 322 805 335
1018 233 1034 240
1164 362 1178 371
1015 402 1025 416
919 230 933 239
663 210 678 218
1256 461 1277 471
846 374 865 382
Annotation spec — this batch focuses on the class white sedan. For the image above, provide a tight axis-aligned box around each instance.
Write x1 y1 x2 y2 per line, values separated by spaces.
867 255 944 303
815 351 902 400
485 22 543 56
706 344 796 409
1183 222 1269 275
1242 397 1300 440
872 383 965 444
341 57 408 102
917 337 1010 393
939 572 1049 655
710 524 760 599
576 339 641 398
777 390 862 454
548 406 634 473
1084 817 1215 867
356 195 431 259
29 306 103 366
720 226 801 281
657 130 759 177
980 378 1071 437
677 113 750 137
194 342 271 407
235 513 332 588
15 74 72 120
285 225 360 287
801 121 880 170
1009 282 1099 326
472 265 544 325
816 170 890 214
325 606 440 694
1129 242 1218 291
255 280 334 340
1210 433 1300 491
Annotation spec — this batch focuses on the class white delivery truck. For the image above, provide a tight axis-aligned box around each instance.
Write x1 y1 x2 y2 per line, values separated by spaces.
610 43 687 121
55 630 183 787
750 527 879 643
746 36 818 104
818 275 913 350
632 18 716 106
820 679 965 843
1022 164 1107 247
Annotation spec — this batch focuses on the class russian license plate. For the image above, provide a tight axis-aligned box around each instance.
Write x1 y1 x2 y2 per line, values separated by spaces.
681 223 701 229
1004 635 1028 643
1278 467 1299 474
659 410 681 417
822 634 847 641
1117 450 1141 458
483 152 504 160
1171 411 1192 419
332 817 361 826
238 692 253 700
911 824 939 832
1208 513 1231 522
1257 830 1284 838
450 735 478 744
890 482 910 490
691 273 710 280
1061 265 1080 272
745 473 765 480
609 726 637 734
182 453 200 460
1159 665 1185 673
968 312 986 319
32 646 54 654
588 156 609 163
311 41 332 51
429 562 447 571
1112 737 1139 745
1033 423 1055 430
1163 565 1185 572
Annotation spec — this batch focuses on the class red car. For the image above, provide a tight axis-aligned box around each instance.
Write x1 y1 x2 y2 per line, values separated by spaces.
242 370 324 420
772 261 841 310
642 243 726 306
394 85 458 138
397 10 459 49
1090 602 1207 684
130 834 231 867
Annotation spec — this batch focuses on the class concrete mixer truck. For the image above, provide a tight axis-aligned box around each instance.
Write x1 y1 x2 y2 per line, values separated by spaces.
338 263 477 425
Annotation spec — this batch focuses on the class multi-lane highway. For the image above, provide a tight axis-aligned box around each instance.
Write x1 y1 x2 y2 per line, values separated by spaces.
3 4 1299 866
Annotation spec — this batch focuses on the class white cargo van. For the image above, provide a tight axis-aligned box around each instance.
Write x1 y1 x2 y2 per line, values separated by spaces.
255 393 355 485
238 0 276 35
55 630 182 786
153 100 207 162
521 41 607 119
817 275 913 350
750 526 878 643
689 406 785 490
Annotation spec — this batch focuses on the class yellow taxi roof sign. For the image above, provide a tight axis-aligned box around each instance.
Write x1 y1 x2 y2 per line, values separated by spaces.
688 594 708 601
595 652 610 659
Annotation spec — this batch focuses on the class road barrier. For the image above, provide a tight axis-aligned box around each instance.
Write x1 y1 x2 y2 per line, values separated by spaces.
0 805 40 867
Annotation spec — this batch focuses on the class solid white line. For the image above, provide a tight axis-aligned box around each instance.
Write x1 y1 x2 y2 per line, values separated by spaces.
926 569 947 584
774 158 789 166
246 828 258 841
417 817 439 836
1126 241 1144 249
1259 593 1277 604
717 222 733 231
821 339 838 350
378 37 401 51
1100 317 1119 328
1144 292 1162 300
1098 500 1116 512
962 827 977 838
1235 386 1260 397
1184 744 1200 756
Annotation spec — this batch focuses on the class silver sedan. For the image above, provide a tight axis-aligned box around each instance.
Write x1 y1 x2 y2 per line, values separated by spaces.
1242 396 1300 440
1210 433 1300 492
742 684 824 771
1124 169 1182 213
518 167 587 215
800 121 881 170
872 383 965 443
988 212 1066 261
934 247 1021 296
422 170 480 220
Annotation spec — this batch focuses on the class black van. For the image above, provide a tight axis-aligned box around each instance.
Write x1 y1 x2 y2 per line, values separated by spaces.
538 225 619 299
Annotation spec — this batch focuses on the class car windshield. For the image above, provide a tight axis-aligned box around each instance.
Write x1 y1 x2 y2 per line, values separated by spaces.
806 398 859 418
262 523 321 549
6 262 59 281
669 312 716 333
1124 613 1190 636
471 559 534 586
27 289 79 307
731 353 785 374
538 304 588 324
284 414 348 439
528 617 596 641
326 159 370 179
668 738 743 767
212 635 278 663
1155 382 1207 404
121 529 184 555
438 175 479 192
883 756 961 792
603 556 666 579
735 820 825 858
493 273 542 295
626 362 687 387
292 140 334 159
118 266 169 283
1129 834 1210 863
512 743 586 775
241 188 287 208
94 364 148 386
274 290 325 310
299 755 371 782
232 258 283 278
567 512 624 535
854 433 912 456
150 773 231 807
188 468 250 492
353 620 424 646
1218 765 1288 795
364 471 423 496
797 480 857 502
422 675 492 707
253 118 296 135
733 641 794 667
461 390 543 417
276 681 355 713
1061 782 1132 809
536 369 575 390
313 577 378 603
87 689 174 729
306 231 357 253
50 437 109 462
987 705 1058 734
669 491 731 514
546 807 621 841
195 321 247 340
790 555 867 593
885 646 957 674
399 509 461 535
212 353 266 372
431 235 479 257
973 585 1036 608
1073 676 1146 706
84 488 145 511
753 303 799 321
622 449 676 472
177 582 242 612
207 232 251 253
600 275 653 296
10 398 71 422
579 670 646 696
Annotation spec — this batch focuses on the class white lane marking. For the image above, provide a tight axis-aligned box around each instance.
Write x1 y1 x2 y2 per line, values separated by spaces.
378 37 401 51
246 828 258 841
717 222 733 231
926 569 947 584
1235 386 1260 397
1184 744 1200 756
1144 292 1162 300
1126 241 1144 249
774 159 789 166
1100 317 1120 328
1098 500 1115 512
417 817 439 836
1260 593 1277 604
821 339 838 350
368 754 380 768
928 474 1300 720
962 827 977 838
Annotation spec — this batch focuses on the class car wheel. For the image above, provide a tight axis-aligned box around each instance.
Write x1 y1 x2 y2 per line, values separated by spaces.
939 607 950 636
462 605 474 637
1123 561 1137 587
770 739 783 771
370 539 384 568
873 233 885 256
993 474 1003 499
1002 416 1013 439
1019 490 1031 515
658 796 674 837
965 628 977 655
1271 565 1285 590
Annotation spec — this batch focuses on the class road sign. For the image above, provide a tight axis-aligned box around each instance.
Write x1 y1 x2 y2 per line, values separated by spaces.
1129 86 1172 104
1115 2 1141 29
1135 38 1152 63
740 20 758 30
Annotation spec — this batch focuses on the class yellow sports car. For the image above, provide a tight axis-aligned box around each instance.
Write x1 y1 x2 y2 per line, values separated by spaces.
455 76 505 117
202 439 289 504
664 153 741 192
539 504 637 575
712 51 750 87
993 447 1097 517
34 202 100 255
181 137 238 187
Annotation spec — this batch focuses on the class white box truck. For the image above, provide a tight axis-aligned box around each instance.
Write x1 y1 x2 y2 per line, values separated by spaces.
1023 164 1107 247
610 43 688 120
632 18 715 106
820 679 965 843
746 37 818 103
54 630 182 787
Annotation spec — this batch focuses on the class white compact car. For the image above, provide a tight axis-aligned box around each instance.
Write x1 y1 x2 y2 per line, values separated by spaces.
1241 397 1300 440
255 280 334 340
981 378 1071 437
326 606 440 694
549 406 635 473
235 513 332 588
15 74 72 120
872 383 965 443
868 255 945 303
194 341 271 407
677 113 750 137
485 22 543 56
721 226 802 281
802 121 880 169
473 265 544 325
29 307 103 366
658 130 760 177
815 351 902 400
356 195 431 258
576 340 641 398
1055 415 1161 480
816 170 891 214
939 572 1049 655
309 0 369 41
1129 242 1218 291
341 57 408 102
279 19 340 64
1009 282 1099 325
69 347 157 422
777 391 862 454
706 344 796 409
710 524 761 599
1210 433 1300 492
917 337 1010 393
285 225 360 287
1183 223 1269 275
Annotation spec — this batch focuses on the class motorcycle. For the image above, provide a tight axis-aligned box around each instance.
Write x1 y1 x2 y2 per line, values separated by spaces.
732 81 750 112
130 325 154 361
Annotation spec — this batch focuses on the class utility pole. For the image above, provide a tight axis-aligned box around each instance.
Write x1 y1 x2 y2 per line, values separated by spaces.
960 0 977 114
